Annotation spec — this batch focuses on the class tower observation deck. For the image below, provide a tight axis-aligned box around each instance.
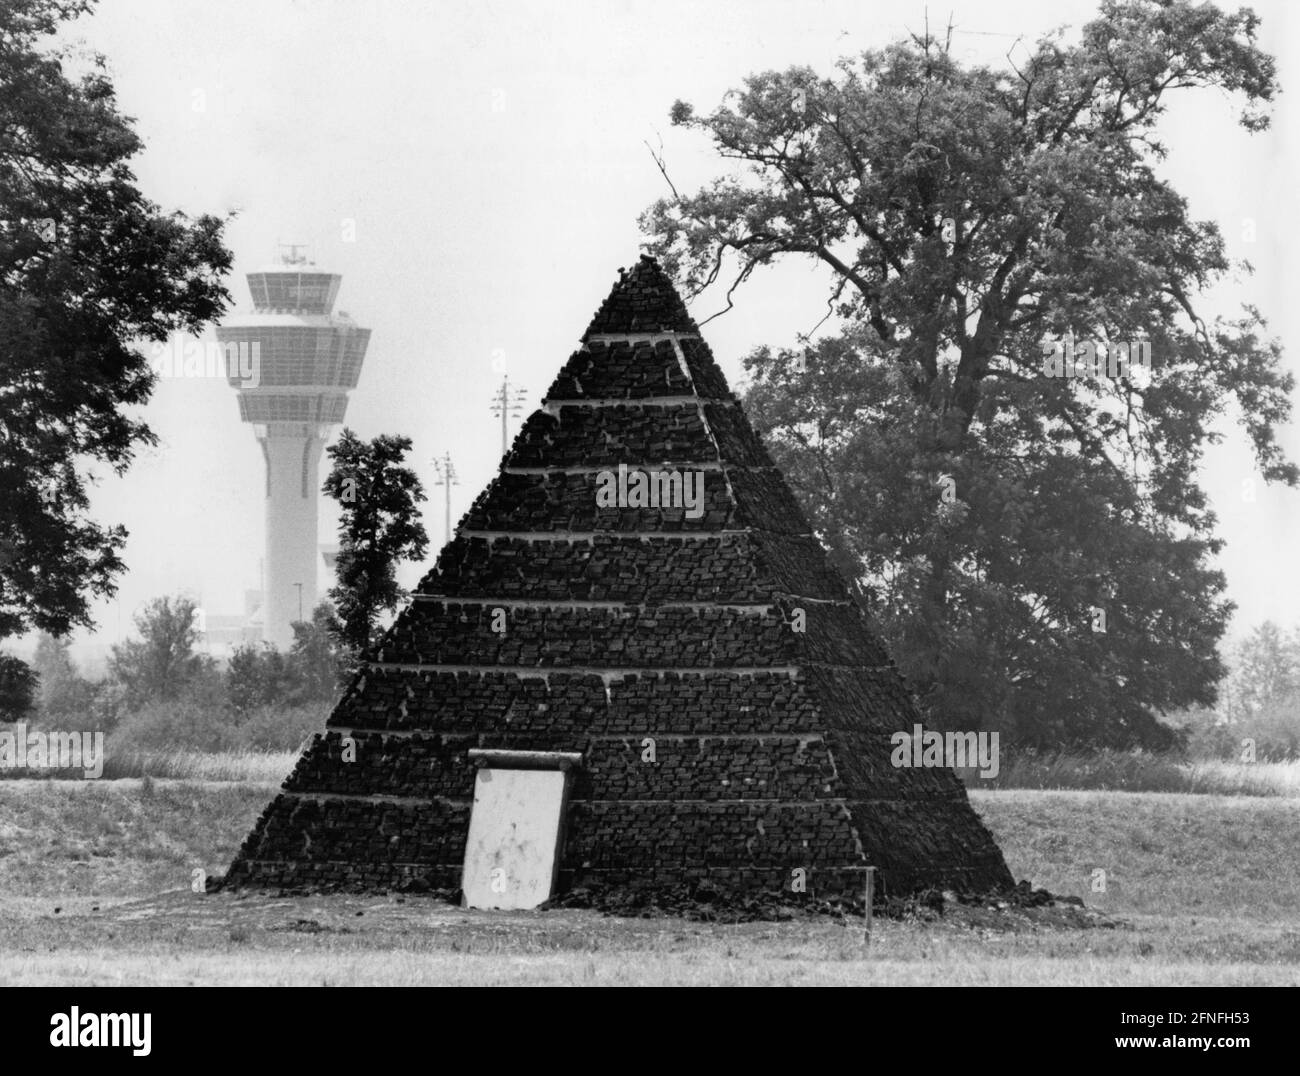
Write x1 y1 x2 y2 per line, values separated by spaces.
216 250 371 648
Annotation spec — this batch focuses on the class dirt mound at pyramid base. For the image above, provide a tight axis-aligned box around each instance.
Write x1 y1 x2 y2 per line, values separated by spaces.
543 876 856 922
545 877 1092 926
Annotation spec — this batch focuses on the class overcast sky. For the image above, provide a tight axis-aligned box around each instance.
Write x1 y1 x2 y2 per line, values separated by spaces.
45 0 1300 659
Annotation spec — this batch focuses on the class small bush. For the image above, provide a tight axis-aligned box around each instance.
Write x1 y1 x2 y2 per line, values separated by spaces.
233 705 325 752
0 653 38 722
112 698 237 754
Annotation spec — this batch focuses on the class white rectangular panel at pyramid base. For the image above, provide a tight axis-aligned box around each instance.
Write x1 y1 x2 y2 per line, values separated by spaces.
462 766 571 910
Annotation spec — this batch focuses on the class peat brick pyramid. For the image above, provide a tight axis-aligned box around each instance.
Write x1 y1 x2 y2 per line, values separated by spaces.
223 255 1014 904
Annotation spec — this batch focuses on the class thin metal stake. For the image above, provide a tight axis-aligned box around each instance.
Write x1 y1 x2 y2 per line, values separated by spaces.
864 866 876 944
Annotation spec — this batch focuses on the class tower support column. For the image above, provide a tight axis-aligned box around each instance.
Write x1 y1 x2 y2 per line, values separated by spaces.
260 423 327 649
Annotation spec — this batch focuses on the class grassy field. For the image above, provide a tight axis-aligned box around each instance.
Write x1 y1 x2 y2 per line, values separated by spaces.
0 779 1296 985
18 744 1300 796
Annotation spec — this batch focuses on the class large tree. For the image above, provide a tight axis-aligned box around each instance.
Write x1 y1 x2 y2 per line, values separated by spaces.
0 0 232 641
323 430 428 653
642 0 1295 747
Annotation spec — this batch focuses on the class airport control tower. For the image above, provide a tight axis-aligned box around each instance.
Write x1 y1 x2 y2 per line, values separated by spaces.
217 248 371 649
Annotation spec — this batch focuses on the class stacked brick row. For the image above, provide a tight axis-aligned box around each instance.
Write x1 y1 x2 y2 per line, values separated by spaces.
460 468 813 536
460 470 737 532
417 535 773 602
544 343 733 408
377 600 884 668
507 405 722 468
565 800 864 869
223 256 1014 901
229 797 875 900
230 797 468 891
329 668 824 735
547 340 702 401
416 532 846 603
281 730 843 802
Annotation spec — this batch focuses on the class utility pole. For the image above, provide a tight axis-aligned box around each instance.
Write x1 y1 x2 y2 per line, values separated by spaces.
433 453 459 546
489 377 527 457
